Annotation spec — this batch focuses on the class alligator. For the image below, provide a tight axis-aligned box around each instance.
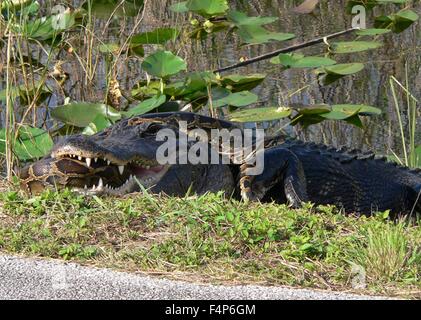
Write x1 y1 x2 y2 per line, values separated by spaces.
19 111 421 216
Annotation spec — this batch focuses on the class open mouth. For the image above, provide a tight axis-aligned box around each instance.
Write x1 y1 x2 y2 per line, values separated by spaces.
54 152 169 194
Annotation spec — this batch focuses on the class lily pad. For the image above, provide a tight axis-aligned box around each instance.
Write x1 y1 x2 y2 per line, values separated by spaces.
270 53 336 68
228 107 291 122
375 9 419 33
321 63 365 85
185 0 229 17
132 80 162 99
82 0 144 18
212 91 258 108
356 28 391 36
141 50 187 78
291 103 331 115
221 74 266 91
228 10 295 44
51 102 121 127
131 28 179 45
169 1 189 13
124 94 166 117
321 104 381 120
331 41 382 54
324 63 365 75
0 126 53 160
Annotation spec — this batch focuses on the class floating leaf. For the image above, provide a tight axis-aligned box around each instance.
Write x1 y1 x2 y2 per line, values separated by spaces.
270 53 336 68
393 10 419 33
344 114 363 128
352 104 382 115
321 104 381 120
131 28 179 45
141 50 187 78
131 80 162 99
356 28 391 36
82 0 144 18
290 114 325 127
228 10 295 44
208 86 231 101
321 63 365 85
212 91 258 108
331 41 382 53
321 105 362 120
228 107 291 122
221 73 266 91
169 1 189 13
51 102 121 127
291 103 331 115
185 0 229 17
375 9 419 33
321 63 364 85
228 10 278 26
124 94 166 117
0 126 53 160
170 71 215 98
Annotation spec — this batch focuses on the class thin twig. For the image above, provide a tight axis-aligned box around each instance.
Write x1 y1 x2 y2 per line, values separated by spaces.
213 28 358 73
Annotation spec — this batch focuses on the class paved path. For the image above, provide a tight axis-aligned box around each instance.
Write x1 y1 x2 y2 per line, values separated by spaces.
0 254 387 300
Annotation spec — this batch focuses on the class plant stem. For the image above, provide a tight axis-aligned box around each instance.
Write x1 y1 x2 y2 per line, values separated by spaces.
390 78 408 166
5 25 14 180
213 28 358 73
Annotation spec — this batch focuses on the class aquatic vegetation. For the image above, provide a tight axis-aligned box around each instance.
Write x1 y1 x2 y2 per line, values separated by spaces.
0 0 419 174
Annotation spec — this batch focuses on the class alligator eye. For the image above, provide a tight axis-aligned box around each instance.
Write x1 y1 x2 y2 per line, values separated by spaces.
143 123 164 136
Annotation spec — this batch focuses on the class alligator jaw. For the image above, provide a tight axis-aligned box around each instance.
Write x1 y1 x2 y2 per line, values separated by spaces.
46 149 169 195
71 164 170 196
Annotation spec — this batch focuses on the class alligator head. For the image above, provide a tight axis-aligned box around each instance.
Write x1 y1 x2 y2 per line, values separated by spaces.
19 112 237 196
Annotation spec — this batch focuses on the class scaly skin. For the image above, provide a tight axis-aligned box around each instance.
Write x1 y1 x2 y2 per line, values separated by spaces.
19 112 421 216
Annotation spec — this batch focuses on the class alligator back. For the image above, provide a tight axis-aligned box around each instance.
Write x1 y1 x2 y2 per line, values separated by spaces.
283 140 421 215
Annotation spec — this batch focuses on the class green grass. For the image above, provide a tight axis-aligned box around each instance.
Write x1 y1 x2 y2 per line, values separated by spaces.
0 185 420 298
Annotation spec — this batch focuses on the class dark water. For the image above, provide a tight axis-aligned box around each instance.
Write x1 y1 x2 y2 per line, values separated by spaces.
1 0 420 156
166 0 421 154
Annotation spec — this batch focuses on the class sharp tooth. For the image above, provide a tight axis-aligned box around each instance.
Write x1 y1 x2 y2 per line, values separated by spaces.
118 165 124 175
107 160 111 165
98 178 103 187
84 185 87 189
94 158 98 163
92 185 96 190
78 156 82 161
86 157 91 167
